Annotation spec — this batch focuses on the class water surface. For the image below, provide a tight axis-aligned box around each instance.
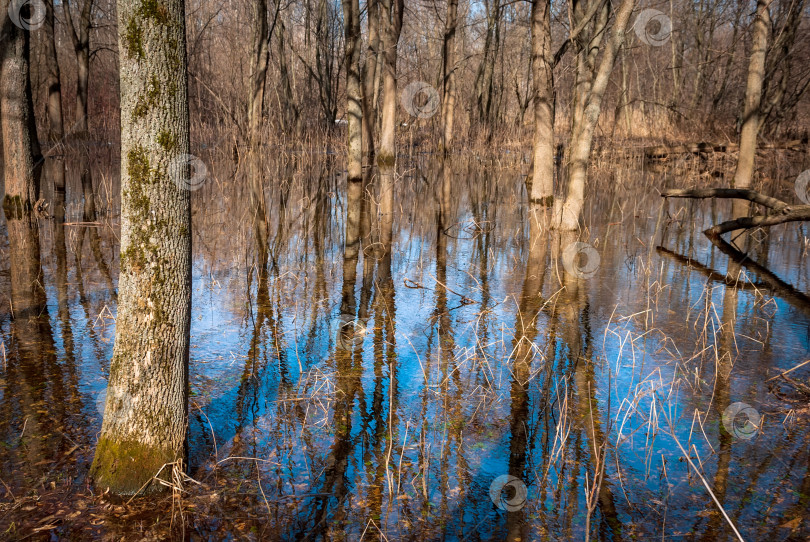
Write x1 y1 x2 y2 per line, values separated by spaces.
0 151 808 540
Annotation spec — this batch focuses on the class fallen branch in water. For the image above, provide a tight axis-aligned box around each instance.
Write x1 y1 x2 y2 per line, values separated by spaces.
661 187 810 236
661 188 789 210
766 359 810 382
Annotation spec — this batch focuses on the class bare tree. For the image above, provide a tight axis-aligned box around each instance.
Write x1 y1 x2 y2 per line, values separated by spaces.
2 0 41 211
441 0 459 153
554 0 635 231
64 0 95 137
342 0 362 180
276 17 300 134
247 0 271 153
247 0 273 260
528 0 553 207
362 0 380 157
759 0 806 136
44 0 64 142
377 0 403 165
474 0 501 129
732 0 772 189
91 0 192 495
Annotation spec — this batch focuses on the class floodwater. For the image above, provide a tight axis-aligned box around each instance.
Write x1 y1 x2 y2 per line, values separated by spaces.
0 148 809 540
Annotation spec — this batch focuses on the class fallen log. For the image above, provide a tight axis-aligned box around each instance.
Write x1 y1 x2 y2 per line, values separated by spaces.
661 188 789 210
645 139 804 159
661 187 810 236
645 142 738 159
705 206 810 236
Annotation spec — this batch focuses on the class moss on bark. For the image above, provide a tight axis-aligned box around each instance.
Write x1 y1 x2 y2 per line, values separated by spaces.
530 195 554 207
90 436 178 496
3 195 31 220
376 152 395 168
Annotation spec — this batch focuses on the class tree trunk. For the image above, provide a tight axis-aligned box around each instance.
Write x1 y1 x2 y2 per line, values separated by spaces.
44 0 64 142
361 0 379 158
759 0 805 137
732 0 772 189
64 0 93 138
529 0 553 207
475 0 499 128
570 0 608 145
247 0 271 261
377 0 403 166
90 0 192 496
342 0 362 181
76 48 90 136
277 19 300 136
247 0 269 152
1 5 40 212
441 0 459 154
555 0 635 231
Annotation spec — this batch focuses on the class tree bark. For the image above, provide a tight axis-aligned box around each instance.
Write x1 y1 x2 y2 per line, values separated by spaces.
90 0 192 496
247 0 270 152
246 0 271 255
377 0 403 166
554 0 635 231
529 0 553 207
342 0 363 181
732 0 772 189
277 19 300 135
441 0 459 154
475 0 499 128
44 0 64 142
361 0 379 158
570 0 608 145
1 2 41 212
64 0 94 138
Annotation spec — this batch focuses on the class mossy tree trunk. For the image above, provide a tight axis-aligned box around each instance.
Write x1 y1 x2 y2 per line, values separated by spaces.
377 0 403 166
90 0 192 496
529 0 554 207
342 0 363 181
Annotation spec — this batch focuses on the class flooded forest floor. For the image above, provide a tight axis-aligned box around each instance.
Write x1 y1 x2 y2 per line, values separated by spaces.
0 145 809 540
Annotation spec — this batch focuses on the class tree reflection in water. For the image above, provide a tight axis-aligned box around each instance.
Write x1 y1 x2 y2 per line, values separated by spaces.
0 155 808 540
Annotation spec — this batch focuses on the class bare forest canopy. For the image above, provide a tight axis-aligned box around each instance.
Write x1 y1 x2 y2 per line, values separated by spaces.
24 0 810 149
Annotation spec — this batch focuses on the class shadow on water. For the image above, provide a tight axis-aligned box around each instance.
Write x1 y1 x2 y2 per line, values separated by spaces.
0 153 809 540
